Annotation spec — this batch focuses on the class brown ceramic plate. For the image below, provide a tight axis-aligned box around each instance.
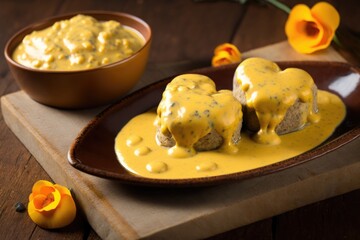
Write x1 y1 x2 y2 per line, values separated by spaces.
68 61 360 187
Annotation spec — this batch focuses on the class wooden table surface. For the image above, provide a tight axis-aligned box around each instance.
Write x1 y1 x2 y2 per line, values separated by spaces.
1 0 359 239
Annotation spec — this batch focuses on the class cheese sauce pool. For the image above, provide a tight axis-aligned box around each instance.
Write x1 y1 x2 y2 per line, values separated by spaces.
115 90 346 179
12 14 144 71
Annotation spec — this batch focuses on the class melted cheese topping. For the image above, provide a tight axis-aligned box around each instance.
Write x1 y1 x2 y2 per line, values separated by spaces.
154 74 243 158
12 14 144 71
234 58 320 145
114 90 345 179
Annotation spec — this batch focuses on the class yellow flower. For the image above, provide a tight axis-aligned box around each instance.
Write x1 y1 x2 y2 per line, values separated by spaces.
285 2 340 54
28 180 76 229
212 43 242 67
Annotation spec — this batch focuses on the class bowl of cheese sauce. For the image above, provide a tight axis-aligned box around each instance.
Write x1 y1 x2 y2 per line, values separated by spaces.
4 11 151 109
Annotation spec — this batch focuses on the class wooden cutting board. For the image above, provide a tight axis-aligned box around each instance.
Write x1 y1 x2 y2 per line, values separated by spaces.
2 41 360 240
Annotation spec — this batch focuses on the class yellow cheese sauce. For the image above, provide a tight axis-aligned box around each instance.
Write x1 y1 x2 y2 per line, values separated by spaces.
154 74 242 158
115 90 346 179
12 14 144 71
234 58 320 145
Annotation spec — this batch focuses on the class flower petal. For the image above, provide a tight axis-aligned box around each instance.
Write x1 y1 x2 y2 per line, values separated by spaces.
27 180 77 229
28 199 50 228
49 194 77 228
285 2 340 54
212 43 241 67
32 194 48 210
212 51 233 67
29 180 54 201
311 2 340 32
310 2 340 50
214 43 241 59
28 194 76 229
285 4 325 53
39 187 61 212
54 184 72 196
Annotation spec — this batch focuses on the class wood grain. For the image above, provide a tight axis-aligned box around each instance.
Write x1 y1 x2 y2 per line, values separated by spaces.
2 90 360 239
2 42 360 240
0 0 359 239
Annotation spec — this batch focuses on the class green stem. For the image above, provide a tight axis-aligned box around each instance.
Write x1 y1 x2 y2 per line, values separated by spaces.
332 33 342 48
264 0 291 14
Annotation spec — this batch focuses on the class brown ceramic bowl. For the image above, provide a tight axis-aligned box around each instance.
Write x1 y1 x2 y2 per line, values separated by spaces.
4 11 151 109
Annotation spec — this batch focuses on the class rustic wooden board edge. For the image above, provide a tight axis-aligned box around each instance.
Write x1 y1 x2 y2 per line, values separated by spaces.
2 90 360 240
0 94 140 240
2 42 359 240
242 41 347 62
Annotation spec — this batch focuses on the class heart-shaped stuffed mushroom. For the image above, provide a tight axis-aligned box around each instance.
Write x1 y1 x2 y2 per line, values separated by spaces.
156 74 243 157
233 57 320 145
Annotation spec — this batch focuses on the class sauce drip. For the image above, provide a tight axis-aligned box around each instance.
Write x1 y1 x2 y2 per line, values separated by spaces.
234 58 320 145
154 74 243 157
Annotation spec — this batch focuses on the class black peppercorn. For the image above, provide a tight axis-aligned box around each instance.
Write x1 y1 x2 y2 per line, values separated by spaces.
15 202 26 212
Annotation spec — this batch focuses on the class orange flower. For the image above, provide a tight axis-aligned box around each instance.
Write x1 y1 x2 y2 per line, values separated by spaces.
285 2 340 54
212 43 242 67
28 180 76 229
